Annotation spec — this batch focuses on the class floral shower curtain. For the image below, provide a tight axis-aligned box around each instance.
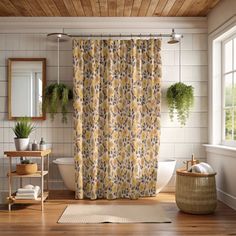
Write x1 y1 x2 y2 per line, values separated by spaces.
73 38 161 199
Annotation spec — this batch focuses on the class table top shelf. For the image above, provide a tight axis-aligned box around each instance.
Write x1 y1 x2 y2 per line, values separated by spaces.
8 171 48 178
4 149 51 157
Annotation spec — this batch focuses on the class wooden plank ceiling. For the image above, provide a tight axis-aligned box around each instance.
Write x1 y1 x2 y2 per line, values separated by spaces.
0 0 221 17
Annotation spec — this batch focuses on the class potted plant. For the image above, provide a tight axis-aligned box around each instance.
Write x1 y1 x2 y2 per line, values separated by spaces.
166 82 194 126
12 117 35 151
12 118 37 175
43 83 73 123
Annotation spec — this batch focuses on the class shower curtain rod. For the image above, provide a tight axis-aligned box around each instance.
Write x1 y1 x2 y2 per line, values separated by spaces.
70 33 174 38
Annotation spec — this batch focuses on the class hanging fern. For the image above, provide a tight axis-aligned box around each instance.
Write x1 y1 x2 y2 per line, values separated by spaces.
166 82 194 126
43 83 73 123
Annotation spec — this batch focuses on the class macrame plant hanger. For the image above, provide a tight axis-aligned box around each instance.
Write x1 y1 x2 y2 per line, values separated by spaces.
45 33 71 123
57 36 60 85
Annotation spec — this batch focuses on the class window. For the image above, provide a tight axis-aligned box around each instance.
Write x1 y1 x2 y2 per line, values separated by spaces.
222 34 236 144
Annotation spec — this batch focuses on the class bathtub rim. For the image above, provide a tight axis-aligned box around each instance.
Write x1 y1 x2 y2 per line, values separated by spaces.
53 158 74 165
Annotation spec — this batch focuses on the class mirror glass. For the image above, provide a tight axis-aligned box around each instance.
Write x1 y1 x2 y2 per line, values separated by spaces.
8 59 46 120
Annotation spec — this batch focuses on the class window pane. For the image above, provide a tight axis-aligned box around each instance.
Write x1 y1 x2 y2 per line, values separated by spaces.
234 73 236 106
225 109 233 140
234 39 236 70
234 110 236 140
225 73 233 107
225 40 233 73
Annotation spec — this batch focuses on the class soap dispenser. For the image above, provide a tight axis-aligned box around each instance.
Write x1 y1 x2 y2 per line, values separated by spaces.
32 140 39 151
40 137 46 151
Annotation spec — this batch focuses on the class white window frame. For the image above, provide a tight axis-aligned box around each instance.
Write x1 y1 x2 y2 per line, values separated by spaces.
222 33 236 146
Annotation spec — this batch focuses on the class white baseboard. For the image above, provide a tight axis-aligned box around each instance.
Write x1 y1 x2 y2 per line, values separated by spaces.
161 186 175 193
217 188 236 210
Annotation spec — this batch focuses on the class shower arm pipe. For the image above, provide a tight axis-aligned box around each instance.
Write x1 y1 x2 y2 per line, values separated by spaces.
69 33 183 38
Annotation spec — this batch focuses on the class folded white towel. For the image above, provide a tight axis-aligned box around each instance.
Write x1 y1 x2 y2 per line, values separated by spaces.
16 185 41 200
17 186 40 194
16 193 39 197
188 162 215 174
15 192 40 200
16 189 40 196
15 195 39 200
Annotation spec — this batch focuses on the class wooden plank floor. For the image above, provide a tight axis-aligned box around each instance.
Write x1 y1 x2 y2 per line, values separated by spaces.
0 191 235 236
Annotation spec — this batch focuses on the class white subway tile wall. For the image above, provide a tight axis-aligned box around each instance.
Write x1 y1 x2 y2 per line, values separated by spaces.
0 32 208 200
160 33 208 191
0 33 73 203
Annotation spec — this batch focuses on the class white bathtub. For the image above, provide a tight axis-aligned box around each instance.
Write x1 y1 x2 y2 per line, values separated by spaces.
53 158 176 193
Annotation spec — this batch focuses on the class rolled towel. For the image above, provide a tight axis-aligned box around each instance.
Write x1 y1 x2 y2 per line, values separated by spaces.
188 162 215 174
23 184 34 189
199 162 215 174
188 164 206 173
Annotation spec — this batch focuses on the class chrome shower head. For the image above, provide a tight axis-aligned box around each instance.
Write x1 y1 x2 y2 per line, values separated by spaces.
47 33 71 42
168 37 179 44
168 29 181 44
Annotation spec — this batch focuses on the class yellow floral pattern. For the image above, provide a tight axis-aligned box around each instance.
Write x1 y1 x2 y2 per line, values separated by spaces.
73 39 161 199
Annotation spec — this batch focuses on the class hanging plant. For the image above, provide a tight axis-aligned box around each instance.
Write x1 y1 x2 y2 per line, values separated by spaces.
43 83 73 123
166 82 194 126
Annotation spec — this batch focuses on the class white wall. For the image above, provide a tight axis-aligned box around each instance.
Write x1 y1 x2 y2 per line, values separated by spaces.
206 146 236 210
0 17 208 202
207 0 236 210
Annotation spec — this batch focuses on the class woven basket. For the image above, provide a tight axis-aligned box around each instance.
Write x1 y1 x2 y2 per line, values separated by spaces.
16 163 37 175
176 169 217 214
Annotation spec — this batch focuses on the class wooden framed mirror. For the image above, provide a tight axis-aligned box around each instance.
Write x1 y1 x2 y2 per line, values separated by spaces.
8 58 46 120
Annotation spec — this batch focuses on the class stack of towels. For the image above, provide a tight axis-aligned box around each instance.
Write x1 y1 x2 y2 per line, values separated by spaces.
15 185 41 200
188 162 215 174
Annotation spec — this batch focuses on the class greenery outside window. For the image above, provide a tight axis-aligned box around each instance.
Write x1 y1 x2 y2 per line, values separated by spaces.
222 34 236 144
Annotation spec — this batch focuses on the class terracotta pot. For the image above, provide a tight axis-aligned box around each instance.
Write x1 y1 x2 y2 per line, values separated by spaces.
16 163 38 175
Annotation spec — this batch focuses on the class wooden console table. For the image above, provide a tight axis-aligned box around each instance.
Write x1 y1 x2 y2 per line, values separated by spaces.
4 150 51 211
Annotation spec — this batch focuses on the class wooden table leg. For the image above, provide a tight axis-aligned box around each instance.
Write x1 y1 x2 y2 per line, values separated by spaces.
41 156 44 211
8 157 12 212
47 154 49 191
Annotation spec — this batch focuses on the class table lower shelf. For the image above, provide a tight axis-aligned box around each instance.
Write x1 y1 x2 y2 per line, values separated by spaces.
8 191 49 204
8 171 48 178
